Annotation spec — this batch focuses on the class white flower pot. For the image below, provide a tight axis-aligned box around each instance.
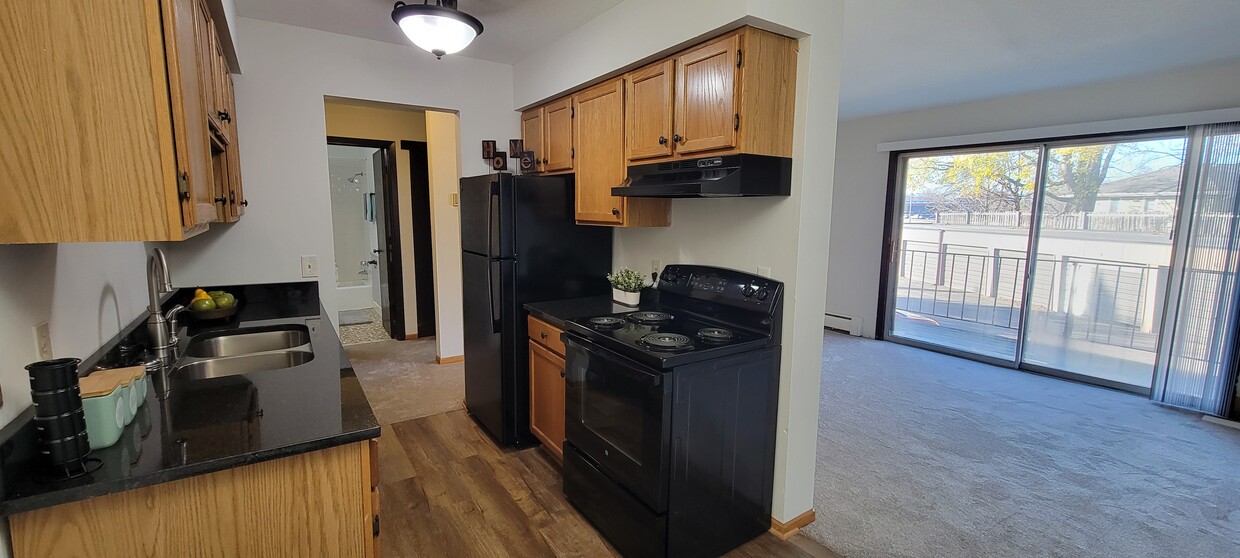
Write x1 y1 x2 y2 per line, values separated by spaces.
613 288 641 307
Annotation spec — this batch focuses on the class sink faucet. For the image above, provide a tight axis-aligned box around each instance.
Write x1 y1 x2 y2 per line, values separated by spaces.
147 248 186 367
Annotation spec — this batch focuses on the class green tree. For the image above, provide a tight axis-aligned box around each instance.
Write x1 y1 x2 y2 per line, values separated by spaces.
1043 145 1117 213
907 150 1038 212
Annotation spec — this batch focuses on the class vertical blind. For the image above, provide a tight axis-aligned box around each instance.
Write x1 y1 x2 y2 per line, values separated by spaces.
1155 122 1240 414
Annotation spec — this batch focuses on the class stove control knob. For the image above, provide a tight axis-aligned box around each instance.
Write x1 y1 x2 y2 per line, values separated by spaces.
742 284 757 298
757 287 771 301
663 271 678 283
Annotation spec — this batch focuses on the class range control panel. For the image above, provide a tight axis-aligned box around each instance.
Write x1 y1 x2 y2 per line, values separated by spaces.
657 264 783 312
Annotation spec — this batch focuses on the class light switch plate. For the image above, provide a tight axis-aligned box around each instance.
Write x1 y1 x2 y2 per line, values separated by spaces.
450 192 460 207
34 322 52 361
757 266 772 278
301 255 319 278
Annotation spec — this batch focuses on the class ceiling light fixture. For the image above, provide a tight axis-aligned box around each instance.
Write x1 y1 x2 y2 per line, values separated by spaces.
391 0 484 60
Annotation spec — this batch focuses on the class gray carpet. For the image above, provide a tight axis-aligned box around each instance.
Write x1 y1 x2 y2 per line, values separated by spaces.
805 331 1240 558
345 338 464 425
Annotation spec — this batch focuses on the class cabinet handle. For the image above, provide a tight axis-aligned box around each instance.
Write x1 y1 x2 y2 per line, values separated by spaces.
611 208 620 216
658 136 667 145
240 200 249 207
672 134 683 144
213 196 226 204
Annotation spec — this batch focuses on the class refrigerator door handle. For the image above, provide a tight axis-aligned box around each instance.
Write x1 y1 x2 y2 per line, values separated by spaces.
488 180 499 258
489 260 502 333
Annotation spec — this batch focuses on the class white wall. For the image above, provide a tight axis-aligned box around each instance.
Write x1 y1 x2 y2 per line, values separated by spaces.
425 111 465 359
513 0 845 523
827 59 1240 339
162 18 518 351
0 243 150 429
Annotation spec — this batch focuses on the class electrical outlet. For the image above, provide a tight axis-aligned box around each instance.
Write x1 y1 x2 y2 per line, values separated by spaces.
301 255 319 278
652 260 663 274
757 266 772 278
34 322 52 361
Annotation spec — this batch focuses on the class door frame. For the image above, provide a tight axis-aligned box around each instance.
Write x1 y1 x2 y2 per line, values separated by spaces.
327 135 405 340
401 140 436 337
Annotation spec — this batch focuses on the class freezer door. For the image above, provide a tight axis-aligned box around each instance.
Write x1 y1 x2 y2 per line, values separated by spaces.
460 174 513 257
462 251 517 443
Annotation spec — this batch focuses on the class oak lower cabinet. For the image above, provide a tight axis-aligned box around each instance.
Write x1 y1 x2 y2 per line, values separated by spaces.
9 440 381 557
528 316 567 463
573 79 670 227
0 0 242 243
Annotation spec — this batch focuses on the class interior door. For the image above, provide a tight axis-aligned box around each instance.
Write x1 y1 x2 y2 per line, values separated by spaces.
674 33 739 156
544 98 574 172
371 149 393 337
626 59 675 161
573 79 626 224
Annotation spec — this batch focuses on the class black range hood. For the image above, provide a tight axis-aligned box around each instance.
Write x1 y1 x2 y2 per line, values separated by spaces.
614 153 792 198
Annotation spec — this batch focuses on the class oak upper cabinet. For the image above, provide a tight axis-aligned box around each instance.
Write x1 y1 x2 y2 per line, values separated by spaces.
543 97 574 172
521 107 545 173
628 27 798 163
574 79 671 227
625 59 676 162
528 316 567 463
0 0 239 243
675 33 741 155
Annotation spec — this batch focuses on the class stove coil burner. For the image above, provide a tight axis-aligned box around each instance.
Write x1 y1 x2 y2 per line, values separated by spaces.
588 316 626 329
696 327 735 343
628 311 674 324
639 333 694 352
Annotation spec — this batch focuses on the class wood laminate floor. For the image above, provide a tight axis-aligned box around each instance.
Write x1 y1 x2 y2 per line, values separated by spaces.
378 410 840 558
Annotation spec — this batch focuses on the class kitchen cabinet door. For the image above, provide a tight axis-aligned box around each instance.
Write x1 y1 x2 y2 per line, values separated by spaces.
674 33 740 156
625 59 675 162
572 80 626 225
521 107 545 173
169 0 219 233
543 97 574 172
529 341 566 463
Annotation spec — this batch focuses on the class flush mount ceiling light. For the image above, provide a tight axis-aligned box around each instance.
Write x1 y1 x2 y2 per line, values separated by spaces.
391 0 484 60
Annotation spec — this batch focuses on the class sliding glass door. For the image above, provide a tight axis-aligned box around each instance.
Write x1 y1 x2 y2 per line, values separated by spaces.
890 147 1040 363
886 132 1188 392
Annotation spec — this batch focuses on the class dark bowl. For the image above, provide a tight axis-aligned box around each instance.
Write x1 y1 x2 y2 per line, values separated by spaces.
27 358 81 391
188 304 239 321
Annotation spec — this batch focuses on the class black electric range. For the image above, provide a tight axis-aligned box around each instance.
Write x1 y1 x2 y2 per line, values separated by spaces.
561 264 784 558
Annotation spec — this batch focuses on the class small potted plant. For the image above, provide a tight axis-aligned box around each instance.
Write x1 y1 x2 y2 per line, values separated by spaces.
607 267 646 307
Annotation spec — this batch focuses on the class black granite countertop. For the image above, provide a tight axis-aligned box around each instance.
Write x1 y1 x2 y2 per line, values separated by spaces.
524 295 638 329
0 282 379 516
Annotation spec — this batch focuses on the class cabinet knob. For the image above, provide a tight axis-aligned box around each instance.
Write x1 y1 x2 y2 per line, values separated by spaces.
560 369 566 378
240 200 249 207
540 331 548 339
672 134 683 144
611 208 620 216
218 110 231 123
542 158 548 165
658 136 667 145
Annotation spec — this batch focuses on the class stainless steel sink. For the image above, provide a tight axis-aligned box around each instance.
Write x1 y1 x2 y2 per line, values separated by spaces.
184 325 311 358
173 350 314 381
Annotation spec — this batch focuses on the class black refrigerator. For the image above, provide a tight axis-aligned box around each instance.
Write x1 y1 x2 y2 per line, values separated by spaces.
460 172 613 447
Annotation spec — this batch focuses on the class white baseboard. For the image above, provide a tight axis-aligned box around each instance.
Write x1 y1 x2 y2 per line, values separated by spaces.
824 312 861 336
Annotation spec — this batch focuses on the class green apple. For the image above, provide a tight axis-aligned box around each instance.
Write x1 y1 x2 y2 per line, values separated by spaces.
190 298 217 312
212 293 236 309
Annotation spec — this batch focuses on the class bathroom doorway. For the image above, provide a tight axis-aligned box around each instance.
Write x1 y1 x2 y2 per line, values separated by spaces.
327 139 405 341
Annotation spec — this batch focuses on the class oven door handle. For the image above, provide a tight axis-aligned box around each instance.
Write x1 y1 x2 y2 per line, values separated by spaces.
566 334 662 386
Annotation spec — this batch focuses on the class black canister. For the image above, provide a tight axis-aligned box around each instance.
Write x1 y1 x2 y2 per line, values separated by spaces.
26 358 94 474
26 358 81 392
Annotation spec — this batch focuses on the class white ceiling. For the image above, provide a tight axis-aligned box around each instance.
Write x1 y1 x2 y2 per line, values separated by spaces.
236 0 623 65
237 0 1240 120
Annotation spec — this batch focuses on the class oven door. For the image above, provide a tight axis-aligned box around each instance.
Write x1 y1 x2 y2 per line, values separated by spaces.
564 334 673 513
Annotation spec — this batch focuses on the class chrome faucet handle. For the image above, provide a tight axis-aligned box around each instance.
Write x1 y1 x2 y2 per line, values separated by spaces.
165 304 187 356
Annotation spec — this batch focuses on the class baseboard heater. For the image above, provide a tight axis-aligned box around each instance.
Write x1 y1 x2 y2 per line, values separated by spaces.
823 312 861 336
